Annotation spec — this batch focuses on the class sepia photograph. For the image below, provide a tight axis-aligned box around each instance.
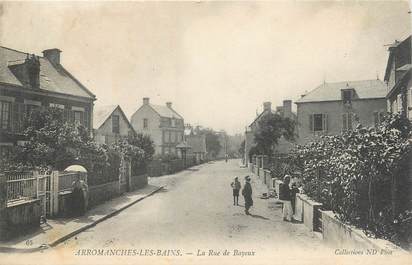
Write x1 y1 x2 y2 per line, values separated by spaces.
0 1 411 264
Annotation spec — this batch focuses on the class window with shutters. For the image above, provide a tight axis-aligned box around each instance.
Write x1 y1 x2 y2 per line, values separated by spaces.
74 111 82 125
342 113 352 131
0 101 11 130
112 115 120 134
313 114 323 132
309 113 328 133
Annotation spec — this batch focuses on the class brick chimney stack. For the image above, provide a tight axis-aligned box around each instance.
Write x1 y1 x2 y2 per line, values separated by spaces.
42 48 61 65
283 100 292 118
143 97 150 105
166 102 172 109
263 102 272 112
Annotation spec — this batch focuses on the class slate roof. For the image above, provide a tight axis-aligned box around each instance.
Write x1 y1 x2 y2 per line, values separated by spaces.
0 46 95 99
149 104 183 119
296 79 387 103
187 135 207 153
93 105 135 133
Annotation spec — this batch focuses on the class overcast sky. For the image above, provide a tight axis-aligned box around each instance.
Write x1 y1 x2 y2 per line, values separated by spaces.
0 1 410 134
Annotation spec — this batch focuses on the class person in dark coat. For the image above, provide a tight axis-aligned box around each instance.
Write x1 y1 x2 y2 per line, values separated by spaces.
242 176 253 215
231 177 241 206
71 175 88 216
279 175 293 221
290 182 300 214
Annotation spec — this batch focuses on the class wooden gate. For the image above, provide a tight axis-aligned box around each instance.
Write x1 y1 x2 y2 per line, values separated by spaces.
119 159 130 194
37 171 52 218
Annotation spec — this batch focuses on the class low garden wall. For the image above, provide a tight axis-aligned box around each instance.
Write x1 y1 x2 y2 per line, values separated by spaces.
294 194 322 231
2 200 42 240
321 210 406 253
88 181 120 208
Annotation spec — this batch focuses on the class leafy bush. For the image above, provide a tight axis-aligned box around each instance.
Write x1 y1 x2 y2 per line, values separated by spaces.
290 113 411 247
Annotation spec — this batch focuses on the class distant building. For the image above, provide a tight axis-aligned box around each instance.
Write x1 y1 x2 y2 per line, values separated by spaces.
130 98 184 155
93 105 136 145
384 35 412 120
0 46 96 157
295 79 387 145
244 100 296 165
186 134 207 163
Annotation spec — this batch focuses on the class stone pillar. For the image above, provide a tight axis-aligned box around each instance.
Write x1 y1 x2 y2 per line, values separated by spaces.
0 173 8 239
50 171 60 217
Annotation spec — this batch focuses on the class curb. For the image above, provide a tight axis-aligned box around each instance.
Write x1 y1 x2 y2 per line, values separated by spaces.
0 186 164 253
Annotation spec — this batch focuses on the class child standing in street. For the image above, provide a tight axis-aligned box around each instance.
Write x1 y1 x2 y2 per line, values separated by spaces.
231 177 241 205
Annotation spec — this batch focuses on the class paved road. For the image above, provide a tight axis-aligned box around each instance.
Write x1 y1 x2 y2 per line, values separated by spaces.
4 160 330 265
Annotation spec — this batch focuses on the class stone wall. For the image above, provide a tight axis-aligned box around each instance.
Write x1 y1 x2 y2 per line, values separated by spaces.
321 210 405 253
88 181 120 208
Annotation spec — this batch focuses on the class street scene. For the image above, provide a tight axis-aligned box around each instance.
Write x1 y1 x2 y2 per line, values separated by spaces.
0 1 412 265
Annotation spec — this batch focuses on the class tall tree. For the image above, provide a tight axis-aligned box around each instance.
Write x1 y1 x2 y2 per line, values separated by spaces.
253 113 296 155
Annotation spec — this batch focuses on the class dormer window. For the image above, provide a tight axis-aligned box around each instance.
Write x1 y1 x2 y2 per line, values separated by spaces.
341 88 354 104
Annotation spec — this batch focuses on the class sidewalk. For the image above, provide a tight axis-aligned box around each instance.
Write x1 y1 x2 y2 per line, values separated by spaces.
0 184 163 253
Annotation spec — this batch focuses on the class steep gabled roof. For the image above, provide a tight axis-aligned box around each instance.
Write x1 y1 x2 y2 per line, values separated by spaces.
149 104 183 119
0 46 95 99
93 105 135 134
296 79 387 104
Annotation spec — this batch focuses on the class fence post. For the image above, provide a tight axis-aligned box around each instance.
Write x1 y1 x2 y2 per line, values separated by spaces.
34 171 39 199
0 173 7 239
50 171 59 217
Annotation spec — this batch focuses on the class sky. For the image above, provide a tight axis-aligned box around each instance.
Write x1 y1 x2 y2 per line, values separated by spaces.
0 1 411 134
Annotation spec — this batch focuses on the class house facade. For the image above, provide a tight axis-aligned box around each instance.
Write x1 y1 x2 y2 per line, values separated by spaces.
93 105 136 145
243 100 296 165
0 47 96 157
295 79 387 145
186 134 207 163
384 35 412 120
130 98 184 155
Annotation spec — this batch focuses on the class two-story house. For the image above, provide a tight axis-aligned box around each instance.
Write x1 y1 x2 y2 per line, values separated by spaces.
130 98 184 155
384 35 412 120
0 46 96 157
295 79 387 145
93 105 136 145
244 100 296 165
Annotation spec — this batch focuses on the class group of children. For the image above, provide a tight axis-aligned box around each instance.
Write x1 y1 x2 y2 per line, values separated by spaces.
230 174 300 220
230 176 253 215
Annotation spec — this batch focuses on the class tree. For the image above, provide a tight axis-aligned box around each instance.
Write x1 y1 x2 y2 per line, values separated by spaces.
204 130 222 158
239 140 245 158
253 113 296 155
7 107 105 171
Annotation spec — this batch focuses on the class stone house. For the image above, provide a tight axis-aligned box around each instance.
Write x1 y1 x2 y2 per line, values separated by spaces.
244 100 296 165
186 134 207 163
93 105 136 145
295 79 387 145
130 98 184 155
384 35 412 120
0 46 96 157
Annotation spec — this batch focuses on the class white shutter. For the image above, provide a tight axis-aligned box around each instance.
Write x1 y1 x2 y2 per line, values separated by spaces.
322 114 328 133
309 114 314 132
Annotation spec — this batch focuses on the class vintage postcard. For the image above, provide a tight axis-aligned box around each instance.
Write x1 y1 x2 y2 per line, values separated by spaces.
0 1 411 265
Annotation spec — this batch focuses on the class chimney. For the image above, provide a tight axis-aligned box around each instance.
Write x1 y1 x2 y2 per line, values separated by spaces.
143 97 150 105
263 102 271 112
166 102 172 109
42 48 61 65
283 100 292 118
